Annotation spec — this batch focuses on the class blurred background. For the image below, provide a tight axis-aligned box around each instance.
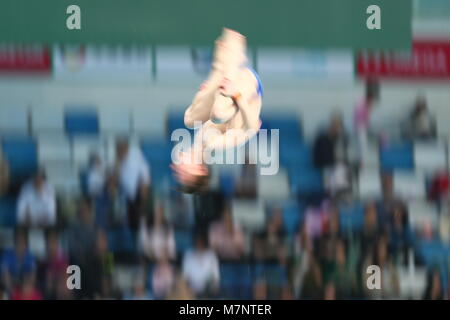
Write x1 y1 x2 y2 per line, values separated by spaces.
0 0 449 300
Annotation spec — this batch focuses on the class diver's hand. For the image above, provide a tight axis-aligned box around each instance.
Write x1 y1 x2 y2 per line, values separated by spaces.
219 78 240 100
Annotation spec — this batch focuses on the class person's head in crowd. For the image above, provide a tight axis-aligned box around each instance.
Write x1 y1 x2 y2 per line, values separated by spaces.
95 229 109 255
335 238 347 268
193 231 209 252
280 285 294 300
380 171 394 199
78 198 94 226
115 137 130 162
167 273 195 300
411 95 428 119
253 278 267 300
32 169 47 192
131 272 150 300
323 281 337 300
372 234 390 267
267 207 284 235
424 267 444 300
363 202 379 234
391 202 408 232
329 112 344 138
328 206 340 237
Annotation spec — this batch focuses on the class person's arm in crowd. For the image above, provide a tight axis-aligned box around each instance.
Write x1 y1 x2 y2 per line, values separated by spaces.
210 252 220 291
16 187 30 226
139 151 151 187
138 218 150 257
167 228 176 260
46 186 57 226
233 224 246 255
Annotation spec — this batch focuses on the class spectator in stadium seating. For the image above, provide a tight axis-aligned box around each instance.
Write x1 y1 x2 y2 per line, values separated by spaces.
115 138 151 230
402 95 436 141
167 191 195 229
313 113 351 202
388 202 413 264
362 235 400 299
360 202 383 254
193 190 226 230
253 207 287 263
298 254 324 299
166 273 195 300
95 170 128 228
151 250 175 299
208 205 245 261
354 78 380 165
125 273 153 300
292 224 314 298
44 230 69 299
234 153 258 198
313 112 348 170
326 238 359 299
92 229 117 299
17 170 56 227
0 147 10 196
1 230 36 292
323 281 337 300
423 267 445 300
138 204 176 262
182 232 220 297
86 152 106 199
10 273 42 300
253 278 268 299
67 199 97 298
377 171 406 226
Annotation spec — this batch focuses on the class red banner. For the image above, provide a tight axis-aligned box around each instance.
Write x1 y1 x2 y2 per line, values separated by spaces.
0 45 51 73
356 41 450 79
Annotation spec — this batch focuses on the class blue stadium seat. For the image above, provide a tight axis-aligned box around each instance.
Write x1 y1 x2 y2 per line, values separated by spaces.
140 140 172 185
108 227 137 253
167 110 193 137
220 263 253 299
64 108 99 137
339 203 365 233
252 263 288 287
219 172 235 197
0 196 17 227
263 112 302 139
380 142 414 171
280 142 313 167
1 136 37 184
282 200 305 236
417 240 449 268
288 165 323 196
175 230 193 255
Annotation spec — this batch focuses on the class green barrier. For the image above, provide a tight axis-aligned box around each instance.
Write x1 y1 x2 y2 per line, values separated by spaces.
0 0 412 49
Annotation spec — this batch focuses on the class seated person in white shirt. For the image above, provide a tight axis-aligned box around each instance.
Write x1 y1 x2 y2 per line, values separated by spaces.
182 232 220 297
115 138 151 230
17 170 56 227
86 152 106 198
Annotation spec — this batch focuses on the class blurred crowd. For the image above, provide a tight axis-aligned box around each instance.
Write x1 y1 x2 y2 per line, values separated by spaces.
0 79 448 300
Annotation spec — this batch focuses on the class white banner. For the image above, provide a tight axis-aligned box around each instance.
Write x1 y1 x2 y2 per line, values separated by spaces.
52 45 153 82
